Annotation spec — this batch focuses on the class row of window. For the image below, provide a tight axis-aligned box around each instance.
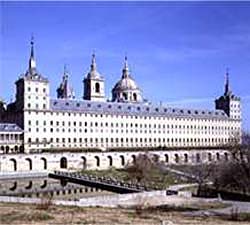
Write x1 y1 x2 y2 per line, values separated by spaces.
28 120 238 131
28 137 235 145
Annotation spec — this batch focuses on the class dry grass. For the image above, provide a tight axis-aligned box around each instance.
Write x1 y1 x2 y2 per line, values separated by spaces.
0 202 249 225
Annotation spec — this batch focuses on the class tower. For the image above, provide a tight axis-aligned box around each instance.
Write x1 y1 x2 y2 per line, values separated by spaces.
57 65 75 99
15 36 50 112
215 70 241 120
83 54 105 102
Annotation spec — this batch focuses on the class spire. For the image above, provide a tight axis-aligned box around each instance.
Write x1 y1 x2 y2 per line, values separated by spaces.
63 64 69 80
90 52 97 71
122 55 129 78
224 68 230 96
29 35 36 71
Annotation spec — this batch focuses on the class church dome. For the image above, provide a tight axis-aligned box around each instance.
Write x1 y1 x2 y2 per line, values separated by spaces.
113 75 139 91
112 57 143 103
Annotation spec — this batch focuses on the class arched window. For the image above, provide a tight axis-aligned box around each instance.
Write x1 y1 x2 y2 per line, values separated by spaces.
165 154 169 163
120 155 125 166
133 93 137 101
107 156 113 166
175 154 179 163
216 152 220 161
208 152 212 161
10 158 17 171
60 157 67 169
122 92 128 100
95 156 100 167
95 83 100 93
41 157 47 170
131 155 136 164
81 156 87 169
184 153 188 163
25 158 32 170
6 146 10 153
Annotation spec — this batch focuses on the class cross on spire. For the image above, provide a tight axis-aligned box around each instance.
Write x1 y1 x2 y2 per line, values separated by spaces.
224 68 230 96
91 51 97 71
122 55 129 78
29 34 36 71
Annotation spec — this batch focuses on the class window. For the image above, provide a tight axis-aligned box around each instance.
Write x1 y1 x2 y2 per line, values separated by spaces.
95 83 100 93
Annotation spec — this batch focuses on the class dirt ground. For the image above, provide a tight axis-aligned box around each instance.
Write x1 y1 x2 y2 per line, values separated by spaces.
0 202 249 225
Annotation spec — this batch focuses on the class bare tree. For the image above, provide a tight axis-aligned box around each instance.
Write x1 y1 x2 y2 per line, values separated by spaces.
125 153 161 183
213 132 250 194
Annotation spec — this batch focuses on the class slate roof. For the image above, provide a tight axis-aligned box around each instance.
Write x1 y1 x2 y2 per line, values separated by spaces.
50 99 228 119
0 123 23 133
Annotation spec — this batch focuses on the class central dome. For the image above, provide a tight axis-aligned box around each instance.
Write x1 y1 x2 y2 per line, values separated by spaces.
112 57 143 103
113 75 139 91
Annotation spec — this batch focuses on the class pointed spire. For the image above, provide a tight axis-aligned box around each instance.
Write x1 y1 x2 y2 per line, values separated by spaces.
122 55 129 78
91 52 97 71
29 34 36 71
63 64 69 80
224 68 230 96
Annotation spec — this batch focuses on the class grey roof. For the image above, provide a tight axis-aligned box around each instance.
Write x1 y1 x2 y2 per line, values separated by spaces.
50 99 228 119
0 123 23 133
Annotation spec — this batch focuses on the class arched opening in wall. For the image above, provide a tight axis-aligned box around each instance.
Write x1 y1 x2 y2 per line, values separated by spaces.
196 153 201 163
1 146 4 152
95 156 100 167
10 158 17 171
6 146 10 153
9 181 17 191
40 180 47 189
165 154 169 163
133 93 137 101
60 157 67 169
81 156 87 169
174 154 179 163
131 155 136 164
25 181 32 189
122 92 128 100
208 153 212 162
25 158 32 170
224 152 229 161
41 157 47 170
184 153 188 163
216 153 220 161
95 82 100 93
120 155 125 166
14 146 18 152
107 156 113 167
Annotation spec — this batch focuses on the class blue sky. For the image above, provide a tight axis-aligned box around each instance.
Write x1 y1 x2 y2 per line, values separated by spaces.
0 1 249 131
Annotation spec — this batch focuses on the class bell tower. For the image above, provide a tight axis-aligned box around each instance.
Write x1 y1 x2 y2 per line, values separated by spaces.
215 70 241 120
83 54 105 102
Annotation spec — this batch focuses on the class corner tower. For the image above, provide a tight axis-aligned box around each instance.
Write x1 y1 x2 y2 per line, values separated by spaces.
83 54 105 102
15 36 49 112
215 70 241 120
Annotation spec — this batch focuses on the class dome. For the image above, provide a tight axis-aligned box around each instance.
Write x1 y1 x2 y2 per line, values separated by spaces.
113 75 139 91
112 56 143 103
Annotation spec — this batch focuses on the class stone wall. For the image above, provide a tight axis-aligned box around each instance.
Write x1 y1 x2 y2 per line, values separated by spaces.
0 149 230 174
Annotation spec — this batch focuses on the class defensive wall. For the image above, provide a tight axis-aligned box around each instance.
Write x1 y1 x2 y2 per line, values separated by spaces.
0 149 230 173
